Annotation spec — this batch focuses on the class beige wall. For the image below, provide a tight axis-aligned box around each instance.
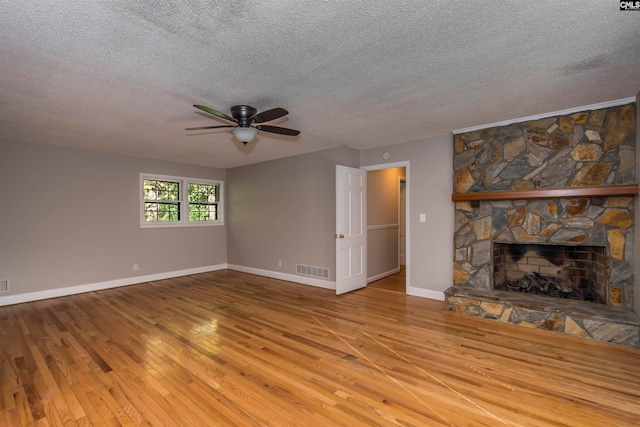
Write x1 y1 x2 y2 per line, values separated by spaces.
2 139 449 301
360 135 454 298
367 167 405 280
226 147 359 280
0 141 227 298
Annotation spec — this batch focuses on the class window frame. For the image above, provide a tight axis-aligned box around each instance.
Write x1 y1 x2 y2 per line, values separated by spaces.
140 173 224 228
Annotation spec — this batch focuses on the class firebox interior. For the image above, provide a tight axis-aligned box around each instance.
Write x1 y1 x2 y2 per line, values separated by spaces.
493 243 607 304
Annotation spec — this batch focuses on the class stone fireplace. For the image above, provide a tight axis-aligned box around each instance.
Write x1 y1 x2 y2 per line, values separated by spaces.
445 102 640 347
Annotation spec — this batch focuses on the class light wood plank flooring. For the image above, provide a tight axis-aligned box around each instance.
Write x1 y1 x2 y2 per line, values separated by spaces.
2 270 640 426
368 267 406 293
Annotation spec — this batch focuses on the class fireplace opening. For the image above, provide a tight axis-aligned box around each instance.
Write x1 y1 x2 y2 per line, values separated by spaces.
492 243 607 304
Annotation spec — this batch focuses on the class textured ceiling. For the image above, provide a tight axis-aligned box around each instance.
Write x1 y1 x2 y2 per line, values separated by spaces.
1 1 639 168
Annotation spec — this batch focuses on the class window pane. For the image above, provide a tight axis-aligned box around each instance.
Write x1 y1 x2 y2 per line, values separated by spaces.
144 180 158 200
189 183 217 203
189 203 217 221
144 202 157 221
144 179 180 201
145 202 180 222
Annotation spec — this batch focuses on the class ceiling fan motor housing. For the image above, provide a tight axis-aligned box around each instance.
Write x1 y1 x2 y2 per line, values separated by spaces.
230 105 258 127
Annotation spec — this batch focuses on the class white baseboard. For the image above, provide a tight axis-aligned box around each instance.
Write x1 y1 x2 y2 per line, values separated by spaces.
407 286 445 301
0 263 444 306
228 265 445 301
368 268 444 301
367 267 400 283
227 264 336 290
0 264 228 307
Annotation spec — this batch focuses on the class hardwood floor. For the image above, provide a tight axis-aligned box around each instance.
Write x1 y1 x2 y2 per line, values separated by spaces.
2 270 640 426
368 267 406 293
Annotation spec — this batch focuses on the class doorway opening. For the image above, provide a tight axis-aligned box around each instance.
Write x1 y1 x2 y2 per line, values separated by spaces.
362 163 409 293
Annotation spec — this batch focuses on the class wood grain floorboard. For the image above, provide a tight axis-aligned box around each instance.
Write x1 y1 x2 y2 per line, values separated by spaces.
1 269 640 426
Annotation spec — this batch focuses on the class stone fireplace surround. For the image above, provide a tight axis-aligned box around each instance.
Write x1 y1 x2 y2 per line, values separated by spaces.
445 103 640 347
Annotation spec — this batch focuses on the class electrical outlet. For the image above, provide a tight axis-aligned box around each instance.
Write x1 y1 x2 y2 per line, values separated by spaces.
133 264 139 271
278 260 282 267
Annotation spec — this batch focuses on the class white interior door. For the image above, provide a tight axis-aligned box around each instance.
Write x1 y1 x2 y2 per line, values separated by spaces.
336 165 367 295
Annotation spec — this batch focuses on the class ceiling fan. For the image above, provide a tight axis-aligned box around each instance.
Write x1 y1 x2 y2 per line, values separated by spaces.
186 104 300 144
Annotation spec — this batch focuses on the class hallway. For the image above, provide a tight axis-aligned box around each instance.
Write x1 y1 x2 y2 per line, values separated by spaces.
368 266 405 293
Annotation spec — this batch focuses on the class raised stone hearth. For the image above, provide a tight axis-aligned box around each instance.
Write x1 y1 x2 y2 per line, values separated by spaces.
445 286 640 347
447 102 639 347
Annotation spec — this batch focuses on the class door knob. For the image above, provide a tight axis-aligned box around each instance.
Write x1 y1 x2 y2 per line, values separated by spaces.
335 234 344 239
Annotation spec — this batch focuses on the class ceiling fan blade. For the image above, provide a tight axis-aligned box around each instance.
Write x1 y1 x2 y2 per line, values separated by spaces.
251 107 289 124
185 125 236 131
256 124 300 136
193 105 236 122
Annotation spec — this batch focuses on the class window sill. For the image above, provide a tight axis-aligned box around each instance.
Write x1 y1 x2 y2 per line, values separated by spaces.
140 221 224 228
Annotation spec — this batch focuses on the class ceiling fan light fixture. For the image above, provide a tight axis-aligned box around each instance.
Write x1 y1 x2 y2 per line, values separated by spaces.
232 127 258 144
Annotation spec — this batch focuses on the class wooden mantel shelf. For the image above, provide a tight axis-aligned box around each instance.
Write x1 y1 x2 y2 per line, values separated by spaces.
452 184 639 202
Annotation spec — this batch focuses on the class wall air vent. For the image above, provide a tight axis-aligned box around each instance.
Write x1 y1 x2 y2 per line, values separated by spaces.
296 264 330 279
0 280 8 293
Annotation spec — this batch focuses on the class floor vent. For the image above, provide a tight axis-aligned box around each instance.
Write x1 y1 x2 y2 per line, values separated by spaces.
0 280 8 293
296 264 330 279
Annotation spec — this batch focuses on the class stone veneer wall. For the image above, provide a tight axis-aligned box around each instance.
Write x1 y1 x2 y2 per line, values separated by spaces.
452 103 636 309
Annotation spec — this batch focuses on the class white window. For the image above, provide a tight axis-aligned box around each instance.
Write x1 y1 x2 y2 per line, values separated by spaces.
140 173 223 227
